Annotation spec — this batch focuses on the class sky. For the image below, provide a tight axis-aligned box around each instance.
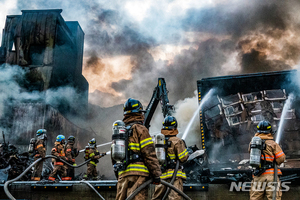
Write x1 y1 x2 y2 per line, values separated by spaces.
2 0 300 179
1 0 300 108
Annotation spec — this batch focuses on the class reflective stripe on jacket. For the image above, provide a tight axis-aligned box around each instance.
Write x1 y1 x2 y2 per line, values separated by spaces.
35 139 46 158
118 163 149 176
51 141 66 163
249 133 286 177
117 114 162 178
261 168 282 176
85 148 101 166
161 170 187 179
160 129 189 180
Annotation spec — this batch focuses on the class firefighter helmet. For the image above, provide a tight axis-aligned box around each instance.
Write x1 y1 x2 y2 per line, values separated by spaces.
56 135 65 142
89 138 96 147
123 98 145 115
68 136 75 142
257 120 272 133
36 129 47 136
162 116 178 130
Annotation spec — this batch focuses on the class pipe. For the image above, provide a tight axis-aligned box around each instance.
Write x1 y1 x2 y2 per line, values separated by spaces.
161 180 192 200
272 164 278 200
79 142 112 153
4 157 43 200
4 155 92 200
125 178 191 200
80 181 105 200
162 160 180 200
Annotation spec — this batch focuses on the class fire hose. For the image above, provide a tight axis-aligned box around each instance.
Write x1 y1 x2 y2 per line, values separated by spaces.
80 180 105 200
4 155 94 200
162 160 180 200
125 178 192 200
272 164 278 200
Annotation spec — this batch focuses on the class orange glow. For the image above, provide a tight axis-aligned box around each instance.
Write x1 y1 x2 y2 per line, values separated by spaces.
238 28 300 66
82 56 132 95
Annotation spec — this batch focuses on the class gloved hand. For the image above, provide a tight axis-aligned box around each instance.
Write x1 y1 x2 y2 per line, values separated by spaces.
152 177 161 185
73 163 77 167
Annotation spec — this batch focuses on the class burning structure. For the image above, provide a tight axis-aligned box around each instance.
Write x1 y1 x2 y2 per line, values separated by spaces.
0 9 88 110
195 70 300 178
0 9 98 166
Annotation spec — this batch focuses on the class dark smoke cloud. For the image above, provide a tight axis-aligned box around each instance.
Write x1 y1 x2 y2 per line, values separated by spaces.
85 7 155 57
182 1 290 38
111 38 236 104
2 0 300 178
105 0 299 105
239 49 291 73
8 0 300 106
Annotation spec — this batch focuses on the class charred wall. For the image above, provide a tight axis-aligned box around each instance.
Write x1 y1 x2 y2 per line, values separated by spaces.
0 9 88 114
197 70 300 169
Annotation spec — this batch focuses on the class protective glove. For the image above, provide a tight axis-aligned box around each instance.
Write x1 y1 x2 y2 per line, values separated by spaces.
152 177 161 185
73 163 77 167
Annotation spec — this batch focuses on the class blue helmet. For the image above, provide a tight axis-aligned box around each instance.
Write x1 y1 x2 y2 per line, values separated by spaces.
56 135 65 142
36 129 47 136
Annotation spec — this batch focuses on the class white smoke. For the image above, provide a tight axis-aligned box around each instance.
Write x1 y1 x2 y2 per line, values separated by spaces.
0 64 83 119
173 91 201 146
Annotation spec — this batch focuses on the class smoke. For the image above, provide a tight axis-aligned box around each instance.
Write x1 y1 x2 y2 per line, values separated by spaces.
174 91 201 145
2 0 300 107
0 64 85 120
88 0 300 106
0 64 26 118
3 0 300 177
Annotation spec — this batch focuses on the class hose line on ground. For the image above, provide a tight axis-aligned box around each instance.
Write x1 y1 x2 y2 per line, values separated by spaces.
162 160 180 200
272 164 278 200
4 155 92 200
80 181 105 200
125 178 192 200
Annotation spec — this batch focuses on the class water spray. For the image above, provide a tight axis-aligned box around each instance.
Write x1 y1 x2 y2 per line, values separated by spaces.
181 89 215 140
275 94 294 144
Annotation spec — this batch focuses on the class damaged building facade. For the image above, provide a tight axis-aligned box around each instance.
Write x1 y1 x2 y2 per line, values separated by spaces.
198 70 300 171
0 10 96 149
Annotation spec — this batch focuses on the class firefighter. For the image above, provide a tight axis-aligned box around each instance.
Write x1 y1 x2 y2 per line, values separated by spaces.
249 120 286 200
65 136 79 180
152 116 189 200
83 138 106 180
31 129 47 181
48 135 68 181
113 98 162 200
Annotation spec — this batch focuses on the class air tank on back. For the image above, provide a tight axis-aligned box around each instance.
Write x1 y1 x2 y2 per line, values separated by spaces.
249 136 262 169
111 120 126 163
155 133 166 165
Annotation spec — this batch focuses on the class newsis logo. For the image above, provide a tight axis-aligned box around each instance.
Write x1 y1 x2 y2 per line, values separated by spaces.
229 182 291 192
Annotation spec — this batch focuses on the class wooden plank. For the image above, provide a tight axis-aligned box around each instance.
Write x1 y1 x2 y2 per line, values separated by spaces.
43 12 51 65
43 11 57 65
30 12 38 45
36 12 44 45
21 12 32 62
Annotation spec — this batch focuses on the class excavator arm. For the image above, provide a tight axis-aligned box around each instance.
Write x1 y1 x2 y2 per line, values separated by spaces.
144 78 174 129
